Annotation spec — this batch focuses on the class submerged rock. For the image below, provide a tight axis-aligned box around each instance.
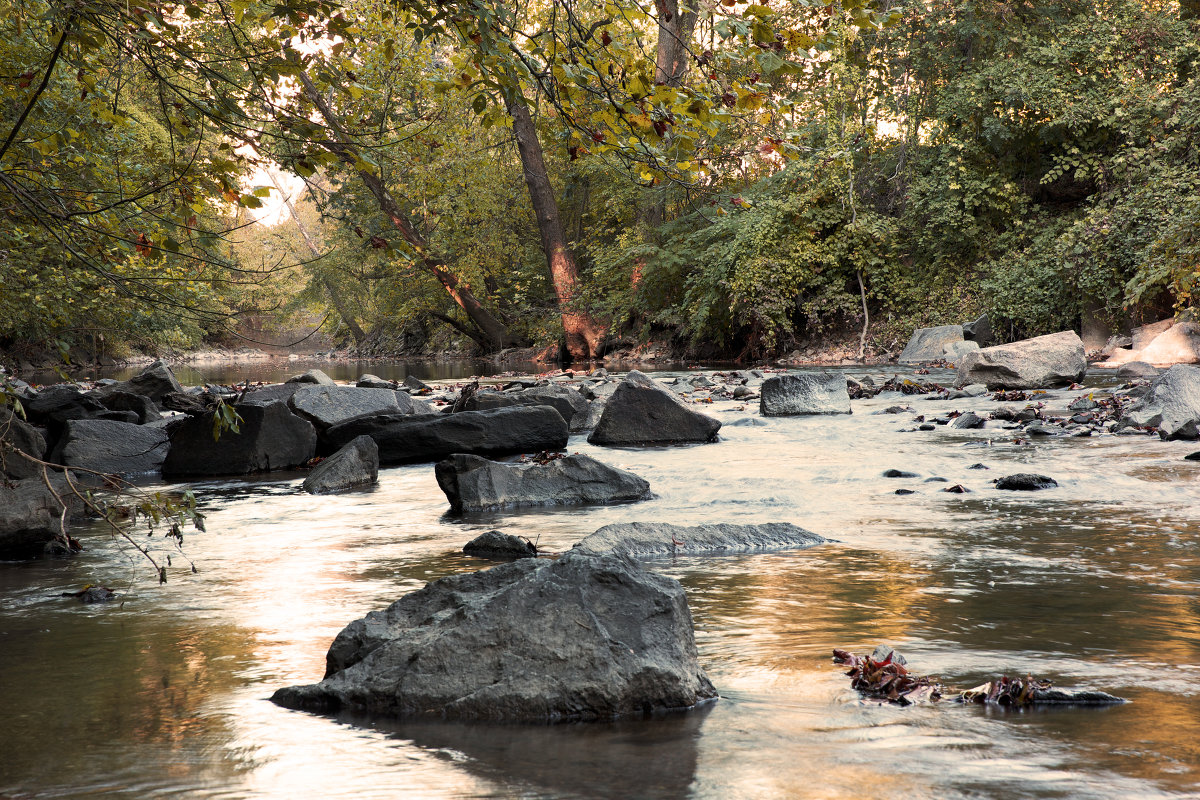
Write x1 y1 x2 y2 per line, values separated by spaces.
898 325 965 363
571 521 828 559
271 552 716 722
435 453 650 512
759 373 851 416
588 371 721 446
323 406 568 465
1117 364 1200 440
303 435 379 494
955 331 1087 389
462 530 539 560
994 473 1058 490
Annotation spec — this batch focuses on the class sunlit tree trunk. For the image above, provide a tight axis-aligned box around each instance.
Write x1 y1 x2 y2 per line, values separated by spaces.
505 92 607 360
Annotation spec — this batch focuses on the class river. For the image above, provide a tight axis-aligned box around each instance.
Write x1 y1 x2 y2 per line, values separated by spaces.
1 364 1198 799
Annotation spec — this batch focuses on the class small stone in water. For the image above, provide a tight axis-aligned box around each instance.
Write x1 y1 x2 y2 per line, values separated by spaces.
883 469 920 478
895 488 916 495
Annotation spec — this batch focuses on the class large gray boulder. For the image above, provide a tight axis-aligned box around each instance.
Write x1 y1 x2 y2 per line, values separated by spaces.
270 552 717 722
962 313 993 346
435 453 651 512
322 406 568 465
955 331 1087 389
943 340 981 360
0 474 84 559
90 360 183 403
49 419 169 475
459 385 590 431
587 371 720 446
572 521 828 559
759 373 851 416
162 401 317 477
1 406 46 479
288 385 405 429
898 325 964 363
1118 364 1200 439
303 435 379 494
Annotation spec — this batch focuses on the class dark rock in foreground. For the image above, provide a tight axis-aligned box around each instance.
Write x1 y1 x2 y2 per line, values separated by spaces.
1 406 47 480
49 419 169 475
1117 364 1200 440
898 324 965 363
303 435 379 494
0 474 84 559
270 552 716 722
571 521 828 559
323 406 568 465
587 371 720 446
994 473 1058 490
436 453 650 512
163 401 317 477
759 373 851 416
955 331 1087 389
462 530 538 560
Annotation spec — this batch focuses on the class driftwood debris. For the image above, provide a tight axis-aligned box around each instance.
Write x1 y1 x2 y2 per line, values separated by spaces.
833 647 1126 708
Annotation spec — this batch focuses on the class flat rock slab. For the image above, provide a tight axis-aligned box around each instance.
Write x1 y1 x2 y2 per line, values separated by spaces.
322 406 568 465
1119 364 1200 440
572 521 829 559
49 419 169 475
587 371 720 446
760 373 851 416
270 552 716 722
956 331 1087 389
460 385 590 431
289 385 405 429
163 401 317 477
898 325 965 363
303 435 379 494
435 453 651 512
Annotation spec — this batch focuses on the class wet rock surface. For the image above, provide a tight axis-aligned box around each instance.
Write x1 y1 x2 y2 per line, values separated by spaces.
0 474 84 559
271 552 717 722
1117 364 1200 440
462 530 539 560
435 453 650 512
994 473 1058 490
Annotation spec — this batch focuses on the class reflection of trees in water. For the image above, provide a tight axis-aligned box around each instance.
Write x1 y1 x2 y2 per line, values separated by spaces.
0 613 257 790
354 703 713 800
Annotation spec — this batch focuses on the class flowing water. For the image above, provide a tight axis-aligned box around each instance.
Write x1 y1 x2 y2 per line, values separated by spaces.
2 366 1199 799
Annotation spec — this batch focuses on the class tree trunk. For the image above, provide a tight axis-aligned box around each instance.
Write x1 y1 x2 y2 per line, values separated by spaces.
298 74 517 351
653 0 699 87
505 92 607 360
265 170 367 345
639 0 700 231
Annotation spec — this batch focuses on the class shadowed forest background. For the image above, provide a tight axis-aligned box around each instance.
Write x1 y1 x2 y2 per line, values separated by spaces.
1 0 1197 365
